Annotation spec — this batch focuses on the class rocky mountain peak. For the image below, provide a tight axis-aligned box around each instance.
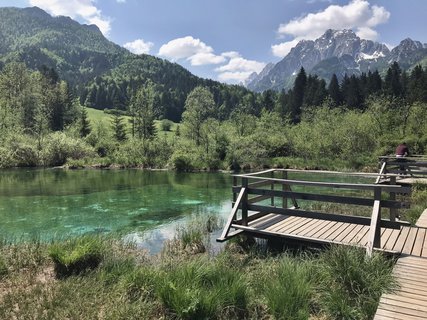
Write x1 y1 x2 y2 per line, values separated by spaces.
246 29 426 92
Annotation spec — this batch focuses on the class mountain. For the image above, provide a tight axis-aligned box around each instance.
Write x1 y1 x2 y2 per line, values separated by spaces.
247 29 427 92
0 6 253 121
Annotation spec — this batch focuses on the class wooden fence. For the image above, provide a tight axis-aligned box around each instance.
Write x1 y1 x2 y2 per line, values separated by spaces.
218 169 411 256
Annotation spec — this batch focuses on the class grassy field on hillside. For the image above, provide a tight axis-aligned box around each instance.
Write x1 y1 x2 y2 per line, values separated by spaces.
85 108 179 141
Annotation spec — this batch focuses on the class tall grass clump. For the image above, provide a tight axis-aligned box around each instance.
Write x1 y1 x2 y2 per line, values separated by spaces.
48 236 106 278
167 215 221 255
0 255 8 277
156 257 247 319
317 245 396 319
260 255 315 320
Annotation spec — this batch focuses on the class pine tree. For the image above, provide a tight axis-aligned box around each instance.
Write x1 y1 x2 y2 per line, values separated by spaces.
290 67 307 123
328 74 342 106
79 107 91 138
384 62 403 97
111 113 127 142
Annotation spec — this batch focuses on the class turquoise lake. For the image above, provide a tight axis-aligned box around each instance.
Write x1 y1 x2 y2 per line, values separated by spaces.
0 169 374 252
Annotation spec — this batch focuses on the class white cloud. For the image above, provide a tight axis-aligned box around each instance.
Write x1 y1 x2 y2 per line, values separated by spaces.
215 52 266 83
271 39 300 58
158 36 225 66
218 71 254 83
29 0 111 35
123 39 154 55
188 52 226 66
158 37 265 83
272 0 390 57
116 0 126 3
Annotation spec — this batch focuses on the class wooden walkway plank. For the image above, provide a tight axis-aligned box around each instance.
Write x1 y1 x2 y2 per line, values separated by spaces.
290 219 319 235
276 217 311 234
401 227 418 255
293 219 325 236
375 308 426 320
320 222 348 240
392 227 411 252
268 216 303 233
266 215 301 231
311 221 339 238
302 220 333 237
374 256 427 320
411 227 426 256
340 224 365 243
334 224 360 242
416 209 427 228
383 229 401 251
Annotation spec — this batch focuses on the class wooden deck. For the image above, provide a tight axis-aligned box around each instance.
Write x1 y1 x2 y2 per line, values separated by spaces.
374 209 427 319
374 255 427 319
233 212 427 257
219 168 427 319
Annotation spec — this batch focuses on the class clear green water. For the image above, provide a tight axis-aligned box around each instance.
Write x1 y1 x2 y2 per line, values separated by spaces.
0 169 374 252
0 169 231 249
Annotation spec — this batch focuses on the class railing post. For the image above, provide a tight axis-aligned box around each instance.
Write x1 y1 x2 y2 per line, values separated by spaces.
389 176 397 222
233 176 237 203
270 171 275 207
282 170 288 209
366 186 382 257
242 177 248 226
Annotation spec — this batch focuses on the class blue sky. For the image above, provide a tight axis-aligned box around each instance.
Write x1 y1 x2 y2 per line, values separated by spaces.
2 0 427 83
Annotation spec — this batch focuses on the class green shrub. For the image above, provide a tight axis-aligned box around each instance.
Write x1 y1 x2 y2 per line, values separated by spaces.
0 146 14 168
9 139 39 167
171 152 194 172
160 119 173 131
48 236 105 278
318 246 396 319
41 132 95 166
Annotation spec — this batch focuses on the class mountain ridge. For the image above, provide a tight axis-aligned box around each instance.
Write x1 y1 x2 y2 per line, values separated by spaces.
247 29 427 92
0 6 252 121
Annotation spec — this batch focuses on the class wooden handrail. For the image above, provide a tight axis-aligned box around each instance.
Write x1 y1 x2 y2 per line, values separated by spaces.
217 187 246 242
233 175 411 193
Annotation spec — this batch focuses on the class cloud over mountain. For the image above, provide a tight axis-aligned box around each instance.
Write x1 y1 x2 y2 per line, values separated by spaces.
123 39 154 55
29 0 111 35
272 0 390 57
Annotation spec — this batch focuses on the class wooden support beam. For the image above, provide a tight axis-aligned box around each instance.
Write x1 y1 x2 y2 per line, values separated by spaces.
366 187 382 257
217 187 246 242
242 178 248 226
376 161 387 184
389 176 397 222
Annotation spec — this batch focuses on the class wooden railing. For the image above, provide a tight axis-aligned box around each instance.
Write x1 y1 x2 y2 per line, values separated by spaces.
377 155 427 182
218 169 411 257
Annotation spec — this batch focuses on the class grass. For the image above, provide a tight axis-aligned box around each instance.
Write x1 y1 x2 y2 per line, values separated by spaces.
0 216 399 320
48 236 106 278
85 107 179 142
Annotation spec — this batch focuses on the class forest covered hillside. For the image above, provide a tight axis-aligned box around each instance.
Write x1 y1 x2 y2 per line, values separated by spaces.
0 6 253 121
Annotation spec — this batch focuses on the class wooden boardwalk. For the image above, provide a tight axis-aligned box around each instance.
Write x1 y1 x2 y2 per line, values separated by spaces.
219 168 427 319
232 213 427 257
374 210 427 319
